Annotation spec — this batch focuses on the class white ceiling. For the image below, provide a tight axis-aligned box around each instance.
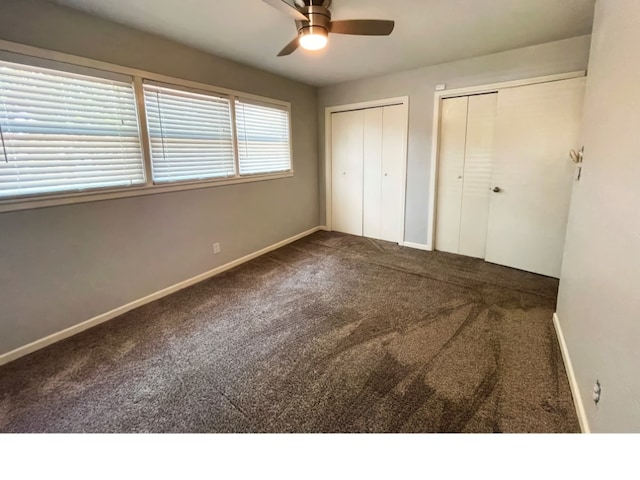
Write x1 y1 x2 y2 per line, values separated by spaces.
50 0 595 86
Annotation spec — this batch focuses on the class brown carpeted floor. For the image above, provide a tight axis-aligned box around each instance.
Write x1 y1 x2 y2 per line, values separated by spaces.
0 231 579 433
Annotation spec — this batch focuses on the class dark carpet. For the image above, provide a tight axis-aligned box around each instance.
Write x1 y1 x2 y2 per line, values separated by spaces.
0 231 579 433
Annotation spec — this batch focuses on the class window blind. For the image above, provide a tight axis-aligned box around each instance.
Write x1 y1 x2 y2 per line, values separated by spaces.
235 99 291 176
0 60 145 198
143 83 235 183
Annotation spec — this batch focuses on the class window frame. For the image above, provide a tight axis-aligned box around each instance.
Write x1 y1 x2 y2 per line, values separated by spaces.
235 96 293 177
0 58 148 198
0 40 294 213
142 80 237 184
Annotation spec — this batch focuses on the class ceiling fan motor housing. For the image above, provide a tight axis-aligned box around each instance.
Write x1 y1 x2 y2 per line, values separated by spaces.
296 4 332 38
269 0 394 56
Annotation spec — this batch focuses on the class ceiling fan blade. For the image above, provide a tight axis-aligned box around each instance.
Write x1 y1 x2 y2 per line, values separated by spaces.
277 36 300 57
263 0 309 22
330 19 395 36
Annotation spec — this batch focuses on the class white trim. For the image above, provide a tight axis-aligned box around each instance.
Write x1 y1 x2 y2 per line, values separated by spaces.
427 71 586 250
324 107 333 230
324 96 410 243
553 312 590 433
435 71 587 99
133 76 154 186
325 97 407 115
319 225 331 231
0 226 322 367
397 99 410 247
401 241 430 251
229 94 242 179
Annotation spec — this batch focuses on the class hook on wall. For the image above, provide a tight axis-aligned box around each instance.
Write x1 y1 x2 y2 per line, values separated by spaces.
569 146 584 164
570 146 585 181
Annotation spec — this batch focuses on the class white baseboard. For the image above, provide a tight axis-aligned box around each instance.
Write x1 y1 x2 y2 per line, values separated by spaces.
401 241 431 251
0 226 322 367
553 312 590 433
319 225 330 231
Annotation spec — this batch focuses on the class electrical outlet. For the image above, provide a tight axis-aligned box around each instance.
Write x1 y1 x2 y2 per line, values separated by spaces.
592 380 602 405
213 242 221 254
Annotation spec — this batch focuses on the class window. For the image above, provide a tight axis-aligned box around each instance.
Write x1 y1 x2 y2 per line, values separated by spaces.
143 83 235 183
0 46 293 209
0 60 144 198
235 98 292 176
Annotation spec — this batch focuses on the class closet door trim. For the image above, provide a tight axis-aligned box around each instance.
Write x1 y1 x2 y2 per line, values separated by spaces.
325 96 409 244
427 70 586 251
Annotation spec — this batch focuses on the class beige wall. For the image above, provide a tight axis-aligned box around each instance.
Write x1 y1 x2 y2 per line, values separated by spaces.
319 36 592 245
0 0 319 355
557 0 640 432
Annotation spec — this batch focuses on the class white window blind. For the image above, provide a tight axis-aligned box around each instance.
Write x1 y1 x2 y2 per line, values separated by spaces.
143 83 235 183
235 98 291 176
0 60 145 198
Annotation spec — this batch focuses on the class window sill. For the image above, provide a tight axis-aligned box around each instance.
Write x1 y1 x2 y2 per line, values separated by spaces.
0 171 294 214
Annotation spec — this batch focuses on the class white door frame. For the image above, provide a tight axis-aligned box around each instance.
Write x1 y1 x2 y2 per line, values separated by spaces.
427 71 586 251
325 96 410 244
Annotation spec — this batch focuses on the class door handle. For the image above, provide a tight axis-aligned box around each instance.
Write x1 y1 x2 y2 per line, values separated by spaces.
492 186 501 193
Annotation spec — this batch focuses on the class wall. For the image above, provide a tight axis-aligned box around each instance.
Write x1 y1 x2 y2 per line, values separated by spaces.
318 36 591 245
0 0 319 356
557 0 640 432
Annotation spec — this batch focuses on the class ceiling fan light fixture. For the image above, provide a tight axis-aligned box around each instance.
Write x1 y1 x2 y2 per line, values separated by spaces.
299 27 328 51
266 0 395 57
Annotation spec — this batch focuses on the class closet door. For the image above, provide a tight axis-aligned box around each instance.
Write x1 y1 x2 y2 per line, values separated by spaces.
485 77 586 277
331 109 364 236
458 93 497 258
435 96 468 254
363 108 383 239
363 105 406 243
379 104 406 243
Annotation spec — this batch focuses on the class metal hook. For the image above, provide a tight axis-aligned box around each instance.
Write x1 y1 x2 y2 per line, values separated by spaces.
569 146 584 164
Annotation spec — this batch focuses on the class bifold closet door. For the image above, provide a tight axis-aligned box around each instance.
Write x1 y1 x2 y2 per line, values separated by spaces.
379 104 406 243
435 93 497 257
331 109 364 236
485 77 586 278
435 96 467 254
459 93 497 258
363 108 383 239
363 104 406 243
333 105 405 242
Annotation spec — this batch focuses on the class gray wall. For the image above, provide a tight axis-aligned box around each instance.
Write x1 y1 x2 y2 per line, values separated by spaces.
557 0 640 432
0 0 319 355
318 36 592 245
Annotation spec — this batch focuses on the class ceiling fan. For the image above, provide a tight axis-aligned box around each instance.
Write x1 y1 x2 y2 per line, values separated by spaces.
263 0 395 56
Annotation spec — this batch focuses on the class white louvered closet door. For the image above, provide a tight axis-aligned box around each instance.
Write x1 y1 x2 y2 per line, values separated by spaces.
435 93 497 258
